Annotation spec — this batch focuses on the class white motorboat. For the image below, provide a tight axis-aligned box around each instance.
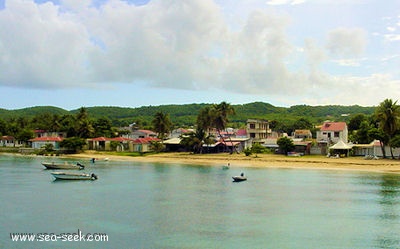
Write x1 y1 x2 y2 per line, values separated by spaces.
51 172 98 180
42 162 85 170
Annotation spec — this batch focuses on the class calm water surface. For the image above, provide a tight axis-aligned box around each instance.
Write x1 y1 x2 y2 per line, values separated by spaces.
1 155 400 249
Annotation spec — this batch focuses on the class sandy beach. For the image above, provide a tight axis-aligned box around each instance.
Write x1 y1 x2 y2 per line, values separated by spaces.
63 151 400 174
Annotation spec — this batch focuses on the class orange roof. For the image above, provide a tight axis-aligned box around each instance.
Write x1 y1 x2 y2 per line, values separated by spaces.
320 122 347 132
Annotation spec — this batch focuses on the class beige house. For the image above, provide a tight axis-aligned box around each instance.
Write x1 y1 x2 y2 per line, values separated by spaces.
246 119 271 144
293 130 312 140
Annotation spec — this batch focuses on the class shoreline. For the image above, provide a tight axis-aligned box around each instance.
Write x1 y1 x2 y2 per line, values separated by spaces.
61 151 400 174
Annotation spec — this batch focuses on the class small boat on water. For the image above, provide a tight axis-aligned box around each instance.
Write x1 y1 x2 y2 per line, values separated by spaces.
42 162 85 170
232 173 247 182
51 172 98 181
222 162 230 170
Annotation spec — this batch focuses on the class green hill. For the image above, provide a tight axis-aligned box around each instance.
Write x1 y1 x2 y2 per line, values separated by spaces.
0 102 376 127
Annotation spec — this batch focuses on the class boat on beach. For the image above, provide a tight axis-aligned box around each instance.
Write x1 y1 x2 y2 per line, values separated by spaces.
42 162 85 170
51 172 98 181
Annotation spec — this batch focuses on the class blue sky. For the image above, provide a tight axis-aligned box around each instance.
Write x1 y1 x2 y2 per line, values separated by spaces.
0 0 399 110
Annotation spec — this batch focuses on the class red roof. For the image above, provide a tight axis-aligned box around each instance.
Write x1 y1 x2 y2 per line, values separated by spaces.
220 141 240 146
137 130 156 134
1 136 14 140
236 129 247 136
90 137 108 141
320 122 347 132
133 137 160 144
89 137 134 142
110 137 134 142
29 136 63 142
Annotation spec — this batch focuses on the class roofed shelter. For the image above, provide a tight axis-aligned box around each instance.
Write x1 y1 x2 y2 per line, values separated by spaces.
329 139 353 157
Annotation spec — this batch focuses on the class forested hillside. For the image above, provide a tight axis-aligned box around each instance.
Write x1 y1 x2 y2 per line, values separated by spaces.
0 102 375 128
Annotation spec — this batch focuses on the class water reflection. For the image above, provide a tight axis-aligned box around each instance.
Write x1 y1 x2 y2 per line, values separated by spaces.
376 174 400 248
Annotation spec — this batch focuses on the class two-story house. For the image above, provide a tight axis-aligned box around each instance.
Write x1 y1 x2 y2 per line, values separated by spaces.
316 122 348 144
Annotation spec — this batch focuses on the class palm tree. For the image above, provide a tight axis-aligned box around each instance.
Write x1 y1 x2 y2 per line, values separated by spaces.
179 129 210 154
152 111 172 142
212 101 236 153
197 106 214 134
75 107 94 138
375 99 400 158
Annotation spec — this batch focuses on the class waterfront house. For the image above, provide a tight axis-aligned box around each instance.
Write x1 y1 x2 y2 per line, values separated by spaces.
316 122 348 144
29 136 63 150
122 129 157 139
246 119 271 144
34 130 67 139
130 137 160 153
1 136 24 147
293 130 312 140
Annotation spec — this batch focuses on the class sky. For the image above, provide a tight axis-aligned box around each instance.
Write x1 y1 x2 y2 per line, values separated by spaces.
0 0 399 110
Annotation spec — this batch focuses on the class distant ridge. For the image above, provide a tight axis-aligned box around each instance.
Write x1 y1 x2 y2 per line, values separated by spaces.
0 102 375 126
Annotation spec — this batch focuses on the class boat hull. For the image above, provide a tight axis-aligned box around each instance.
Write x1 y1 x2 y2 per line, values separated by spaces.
51 172 97 180
232 176 247 182
42 162 84 170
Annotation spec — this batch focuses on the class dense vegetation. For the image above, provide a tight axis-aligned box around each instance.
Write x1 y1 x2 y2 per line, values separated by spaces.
0 102 375 128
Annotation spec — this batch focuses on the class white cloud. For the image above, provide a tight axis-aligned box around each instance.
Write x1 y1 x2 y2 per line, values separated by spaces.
0 0 399 107
384 34 400 42
326 28 367 58
266 0 306 5
0 0 92 88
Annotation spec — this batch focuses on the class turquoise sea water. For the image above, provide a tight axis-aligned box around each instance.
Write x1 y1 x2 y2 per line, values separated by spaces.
1 154 400 249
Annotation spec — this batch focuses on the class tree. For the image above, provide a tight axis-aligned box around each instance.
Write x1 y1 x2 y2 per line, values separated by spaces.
277 137 295 155
152 111 172 141
179 129 211 154
93 117 113 137
375 99 400 158
291 118 313 131
59 114 77 137
348 114 367 131
389 134 400 159
353 120 373 144
0 118 7 136
43 143 54 153
212 101 236 153
251 143 265 157
75 107 94 138
60 137 87 153
369 127 388 158
212 102 235 132
150 141 164 153
197 106 214 133
15 129 34 146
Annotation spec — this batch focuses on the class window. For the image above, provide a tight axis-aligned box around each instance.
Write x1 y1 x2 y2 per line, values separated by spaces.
249 124 255 129
334 132 339 137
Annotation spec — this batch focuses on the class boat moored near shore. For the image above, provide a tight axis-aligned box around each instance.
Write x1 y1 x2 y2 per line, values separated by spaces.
42 162 85 170
51 172 98 181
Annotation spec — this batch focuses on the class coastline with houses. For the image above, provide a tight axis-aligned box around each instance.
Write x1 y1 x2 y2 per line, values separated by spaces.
2 118 400 174
2 119 399 158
